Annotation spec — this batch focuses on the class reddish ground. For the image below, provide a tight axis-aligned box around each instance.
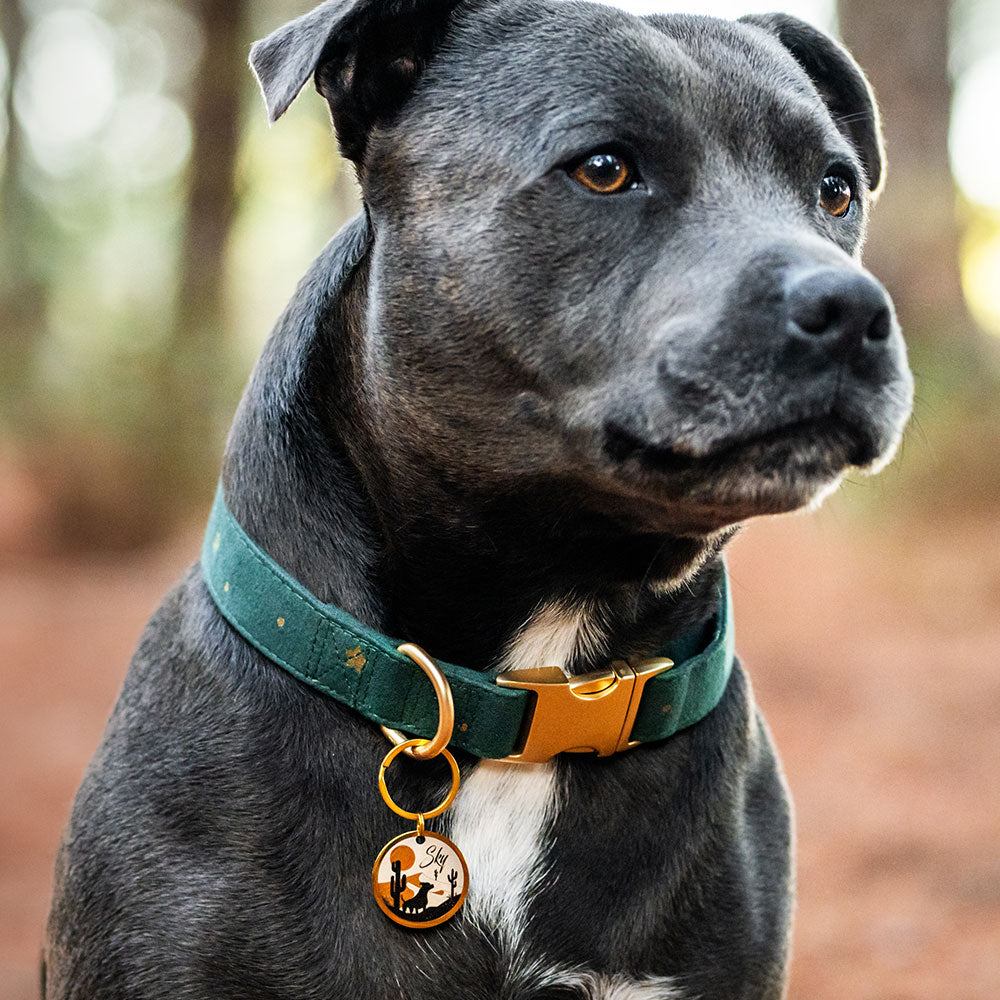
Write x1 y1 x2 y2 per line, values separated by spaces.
1 505 998 999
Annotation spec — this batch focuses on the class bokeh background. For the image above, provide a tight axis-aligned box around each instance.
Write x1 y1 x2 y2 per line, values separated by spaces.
1 0 998 997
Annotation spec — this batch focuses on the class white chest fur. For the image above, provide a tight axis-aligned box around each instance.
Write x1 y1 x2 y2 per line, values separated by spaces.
444 600 598 945
442 604 683 998
446 758 559 946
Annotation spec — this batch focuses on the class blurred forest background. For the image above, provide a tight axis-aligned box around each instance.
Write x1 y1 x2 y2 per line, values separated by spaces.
1 1 998 999
0 0 363 549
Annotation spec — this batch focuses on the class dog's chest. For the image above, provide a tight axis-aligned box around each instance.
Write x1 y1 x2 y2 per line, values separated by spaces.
446 759 559 942
433 606 685 999
444 602 585 945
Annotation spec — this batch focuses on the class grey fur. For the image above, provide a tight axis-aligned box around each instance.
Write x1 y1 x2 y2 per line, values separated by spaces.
45 2 912 998
249 0 350 122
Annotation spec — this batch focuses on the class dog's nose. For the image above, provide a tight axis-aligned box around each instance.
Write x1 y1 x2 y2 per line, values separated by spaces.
785 268 893 362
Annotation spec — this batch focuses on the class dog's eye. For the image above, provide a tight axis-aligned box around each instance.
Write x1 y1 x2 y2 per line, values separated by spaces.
819 174 852 218
570 152 636 194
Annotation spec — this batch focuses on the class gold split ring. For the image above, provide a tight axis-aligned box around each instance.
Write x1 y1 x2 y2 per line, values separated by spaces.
378 739 461 820
381 643 455 760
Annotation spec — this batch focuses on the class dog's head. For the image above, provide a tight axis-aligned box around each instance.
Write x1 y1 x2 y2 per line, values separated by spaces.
251 0 913 540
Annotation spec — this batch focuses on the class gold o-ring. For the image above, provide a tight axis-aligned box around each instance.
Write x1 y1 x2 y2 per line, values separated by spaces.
378 739 461 821
380 643 455 760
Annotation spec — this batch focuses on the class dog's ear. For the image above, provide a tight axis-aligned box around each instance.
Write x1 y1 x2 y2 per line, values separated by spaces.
740 13 884 195
249 0 463 162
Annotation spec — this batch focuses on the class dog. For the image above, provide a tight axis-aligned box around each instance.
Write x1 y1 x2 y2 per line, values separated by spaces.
44 0 913 997
402 882 436 914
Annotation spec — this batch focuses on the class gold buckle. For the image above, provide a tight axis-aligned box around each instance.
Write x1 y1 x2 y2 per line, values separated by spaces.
496 658 673 763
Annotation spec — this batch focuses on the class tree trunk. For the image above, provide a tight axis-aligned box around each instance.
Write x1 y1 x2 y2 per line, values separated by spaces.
837 0 970 341
175 0 248 350
158 0 250 489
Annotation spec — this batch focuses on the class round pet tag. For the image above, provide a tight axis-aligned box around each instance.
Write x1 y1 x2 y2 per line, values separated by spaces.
372 828 469 929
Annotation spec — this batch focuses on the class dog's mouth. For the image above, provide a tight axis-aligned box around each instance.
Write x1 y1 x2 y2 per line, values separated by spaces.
600 412 885 529
605 414 879 476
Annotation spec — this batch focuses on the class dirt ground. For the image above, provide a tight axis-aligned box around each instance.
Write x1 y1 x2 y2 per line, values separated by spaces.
1 502 998 999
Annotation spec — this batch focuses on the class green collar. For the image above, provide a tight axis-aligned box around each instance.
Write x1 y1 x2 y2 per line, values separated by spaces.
201 485 735 761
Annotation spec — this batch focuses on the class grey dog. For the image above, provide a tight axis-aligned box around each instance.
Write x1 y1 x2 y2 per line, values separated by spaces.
45 0 913 997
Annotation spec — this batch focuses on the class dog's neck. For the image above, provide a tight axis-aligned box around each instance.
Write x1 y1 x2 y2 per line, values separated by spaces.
223 215 727 674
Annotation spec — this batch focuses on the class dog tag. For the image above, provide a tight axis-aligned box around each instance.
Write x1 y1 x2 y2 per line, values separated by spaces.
372 828 468 929
375 738 468 929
